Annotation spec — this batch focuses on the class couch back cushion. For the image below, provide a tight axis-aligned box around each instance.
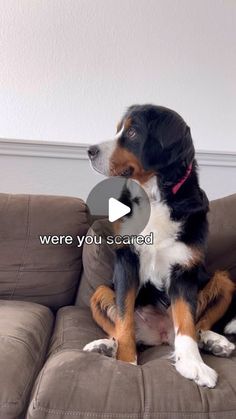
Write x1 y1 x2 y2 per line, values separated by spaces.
206 193 236 279
0 193 89 310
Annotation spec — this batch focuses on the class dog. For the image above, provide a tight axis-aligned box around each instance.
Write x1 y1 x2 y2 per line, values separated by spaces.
85 104 235 388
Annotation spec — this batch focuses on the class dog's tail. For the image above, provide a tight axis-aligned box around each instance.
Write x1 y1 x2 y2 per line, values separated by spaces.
90 285 117 336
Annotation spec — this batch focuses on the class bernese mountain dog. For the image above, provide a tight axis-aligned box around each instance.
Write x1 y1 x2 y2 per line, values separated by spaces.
84 104 235 388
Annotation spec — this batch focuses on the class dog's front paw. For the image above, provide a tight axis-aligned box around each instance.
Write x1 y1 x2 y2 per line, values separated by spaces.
199 330 235 357
175 357 217 388
174 335 217 388
83 338 118 358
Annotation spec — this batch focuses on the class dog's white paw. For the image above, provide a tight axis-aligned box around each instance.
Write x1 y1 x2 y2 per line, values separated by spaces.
199 330 235 357
175 357 218 388
174 335 218 388
83 338 118 358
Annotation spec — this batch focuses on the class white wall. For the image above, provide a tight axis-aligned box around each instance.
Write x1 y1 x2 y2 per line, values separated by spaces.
0 0 235 151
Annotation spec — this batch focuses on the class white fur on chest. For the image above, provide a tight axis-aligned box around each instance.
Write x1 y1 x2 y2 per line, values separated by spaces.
134 200 192 291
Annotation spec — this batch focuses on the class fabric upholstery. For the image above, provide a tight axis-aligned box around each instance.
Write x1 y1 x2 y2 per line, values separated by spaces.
0 300 53 419
0 193 89 310
27 306 236 418
75 219 115 308
206 194 236 279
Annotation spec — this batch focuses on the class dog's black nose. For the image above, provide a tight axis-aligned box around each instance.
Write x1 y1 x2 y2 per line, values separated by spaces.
88 145 99 159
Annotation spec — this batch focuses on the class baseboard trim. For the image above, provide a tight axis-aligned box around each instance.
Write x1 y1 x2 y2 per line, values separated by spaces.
0 138 236 167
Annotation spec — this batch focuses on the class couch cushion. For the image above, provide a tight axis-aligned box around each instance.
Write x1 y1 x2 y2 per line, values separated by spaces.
27 306 236 418
48 306 107 356
0 300 53 419
206 194 236 279
76 220 115 308
0 193 89 310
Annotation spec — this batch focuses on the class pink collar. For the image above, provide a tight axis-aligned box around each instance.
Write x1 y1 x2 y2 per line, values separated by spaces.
172 162 193 194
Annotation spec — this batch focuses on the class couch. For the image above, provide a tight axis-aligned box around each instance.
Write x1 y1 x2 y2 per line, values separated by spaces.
0 192 236 419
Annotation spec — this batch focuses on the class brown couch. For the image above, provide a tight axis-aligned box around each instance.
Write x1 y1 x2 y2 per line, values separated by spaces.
0 192 236 419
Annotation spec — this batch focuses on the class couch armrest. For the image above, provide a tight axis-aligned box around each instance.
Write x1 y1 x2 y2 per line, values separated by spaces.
0 193 89 310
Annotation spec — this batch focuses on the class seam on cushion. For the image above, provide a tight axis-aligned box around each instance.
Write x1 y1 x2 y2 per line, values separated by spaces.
7 283 78 299
197 381 209 414
0 193 10 230
0 268 82 273
29 404 236 417
10 195 30 299
33 308 54 331
140 361 147 415
0 315 52 408
47 311 65 357
19 313 53 410
0 335 36 361
32 405 144 417
62 309 65 346
0 236 85 241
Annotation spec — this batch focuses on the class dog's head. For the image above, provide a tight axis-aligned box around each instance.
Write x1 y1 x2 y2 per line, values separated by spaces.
88 104 195 188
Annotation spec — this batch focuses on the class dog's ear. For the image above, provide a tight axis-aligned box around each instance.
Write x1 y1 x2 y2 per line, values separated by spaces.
141 120 165 171
141 119 194 172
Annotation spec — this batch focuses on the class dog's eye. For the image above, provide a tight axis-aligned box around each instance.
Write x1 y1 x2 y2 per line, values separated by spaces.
127 128 136 139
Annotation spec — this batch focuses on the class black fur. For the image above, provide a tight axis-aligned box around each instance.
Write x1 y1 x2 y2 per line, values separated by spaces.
135 281 170 309
169 264 209 316
120 105 210 314
113 247 139 317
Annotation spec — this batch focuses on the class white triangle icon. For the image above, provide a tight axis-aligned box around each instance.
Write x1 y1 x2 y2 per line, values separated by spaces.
108 198 131 222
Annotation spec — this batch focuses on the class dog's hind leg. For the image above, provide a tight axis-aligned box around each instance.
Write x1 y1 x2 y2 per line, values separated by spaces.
90 285 117 335
113 247 139 364
83 285 118 358
196 271 235 357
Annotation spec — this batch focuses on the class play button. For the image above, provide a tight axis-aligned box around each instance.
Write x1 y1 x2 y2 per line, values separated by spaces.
86 177 151 239
108 198 130 222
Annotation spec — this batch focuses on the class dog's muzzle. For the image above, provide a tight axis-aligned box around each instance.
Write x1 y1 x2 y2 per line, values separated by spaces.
87 145 100 160
87 141 115 176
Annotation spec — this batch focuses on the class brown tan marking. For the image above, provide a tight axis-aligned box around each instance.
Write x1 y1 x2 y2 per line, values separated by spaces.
90 285 116 336
196 270 235 331
124 117 132 130
110 146 155 184
115 287 137 362
190 246 204 266
178 246 204 270
172 298 196 339
116 117 132 134
90 285 137 362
